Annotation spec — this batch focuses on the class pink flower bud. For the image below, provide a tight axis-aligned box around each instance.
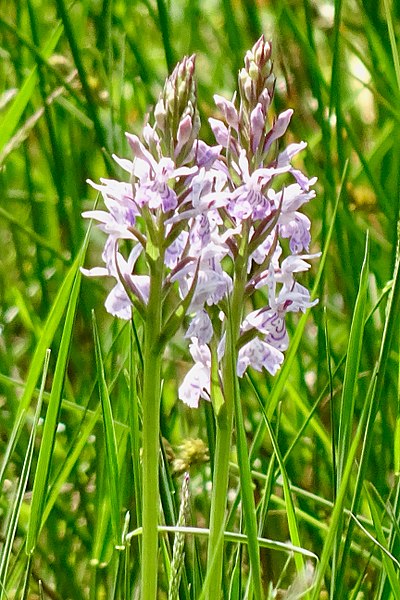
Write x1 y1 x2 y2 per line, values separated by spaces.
250 103 265 153
214 95 239 130
263 109 293 154
154 99 166 129
175 114 193 157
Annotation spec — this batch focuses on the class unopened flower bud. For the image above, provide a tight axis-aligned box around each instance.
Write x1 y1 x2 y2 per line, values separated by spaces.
259 88 272 114
255 37 271 66
239 68 253 103
237 36 277 154
248 61 259 81
178 80 187 99
265 73 275 97
244 49 253 69
156 55 199 160
175 114 193 158
239 68 248 87
250 103 265 154
165 80 175 106
214 94 239 130
154 98 166 130
185 100 195 119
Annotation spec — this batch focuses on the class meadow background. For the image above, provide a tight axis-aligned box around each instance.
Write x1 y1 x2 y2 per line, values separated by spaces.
1 0 400 598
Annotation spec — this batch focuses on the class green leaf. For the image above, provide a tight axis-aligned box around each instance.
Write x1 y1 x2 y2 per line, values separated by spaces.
26 256 84 554
365 482 400 599
250 379 306 576
128 326 143 527
335 220 400 596
92 311 121 543
0 351 50 599
337 234 369 483
16 253 82 423
0 22 63 154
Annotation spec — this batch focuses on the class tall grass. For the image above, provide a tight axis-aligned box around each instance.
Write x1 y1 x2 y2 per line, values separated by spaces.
1 1 400 598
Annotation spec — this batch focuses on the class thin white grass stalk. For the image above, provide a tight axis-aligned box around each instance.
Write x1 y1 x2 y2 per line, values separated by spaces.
126 525 318 561
349 512 400 569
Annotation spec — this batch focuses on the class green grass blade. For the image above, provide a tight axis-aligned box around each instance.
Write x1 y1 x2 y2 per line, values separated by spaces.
40 330 130 526
241 0 262 40
383 0 400 92
232 378 263 599
337 233 369 484
0 350 50 599
53 0 110 166
285 380 331 456
365 482 400 599
92 311 121 543
221 0 243 71
26 263 83 554
378 477 400 598
257 446 276 537
91 486 113 566
342 119 394 218
228 545 242 600
250 379 306 576
0 22 63 153
155 0 174 72
0 406 26 490
128 326 142 527
278 4 329 95
16 253 82 423
329 0 342 107
310 372 375 599
0 15 83 107
362 6 400 100
335 220 400 596
0 206 69 261
41 404 102 526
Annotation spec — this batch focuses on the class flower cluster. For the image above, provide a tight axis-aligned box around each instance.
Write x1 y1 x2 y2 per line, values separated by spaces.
83 37 318 408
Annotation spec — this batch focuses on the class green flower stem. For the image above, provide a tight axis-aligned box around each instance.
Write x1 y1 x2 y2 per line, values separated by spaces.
207 241 248 598
225 238 263 599
141 249 164 600
206 404 234 595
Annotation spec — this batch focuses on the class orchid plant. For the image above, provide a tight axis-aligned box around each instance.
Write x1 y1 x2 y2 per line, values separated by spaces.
82 36 318 600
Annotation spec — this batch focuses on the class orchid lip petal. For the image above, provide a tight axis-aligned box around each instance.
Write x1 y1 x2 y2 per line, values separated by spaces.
80 266 109 277
81 210 115 223
112 154 134 173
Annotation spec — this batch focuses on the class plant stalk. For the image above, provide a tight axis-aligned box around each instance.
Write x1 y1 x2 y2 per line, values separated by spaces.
141 253 164 600
206 404 234 596
206 242 248 598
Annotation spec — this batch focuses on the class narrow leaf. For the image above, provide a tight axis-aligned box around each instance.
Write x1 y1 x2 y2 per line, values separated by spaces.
93 311 121 542
0 23 63 152
26 266 83 553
